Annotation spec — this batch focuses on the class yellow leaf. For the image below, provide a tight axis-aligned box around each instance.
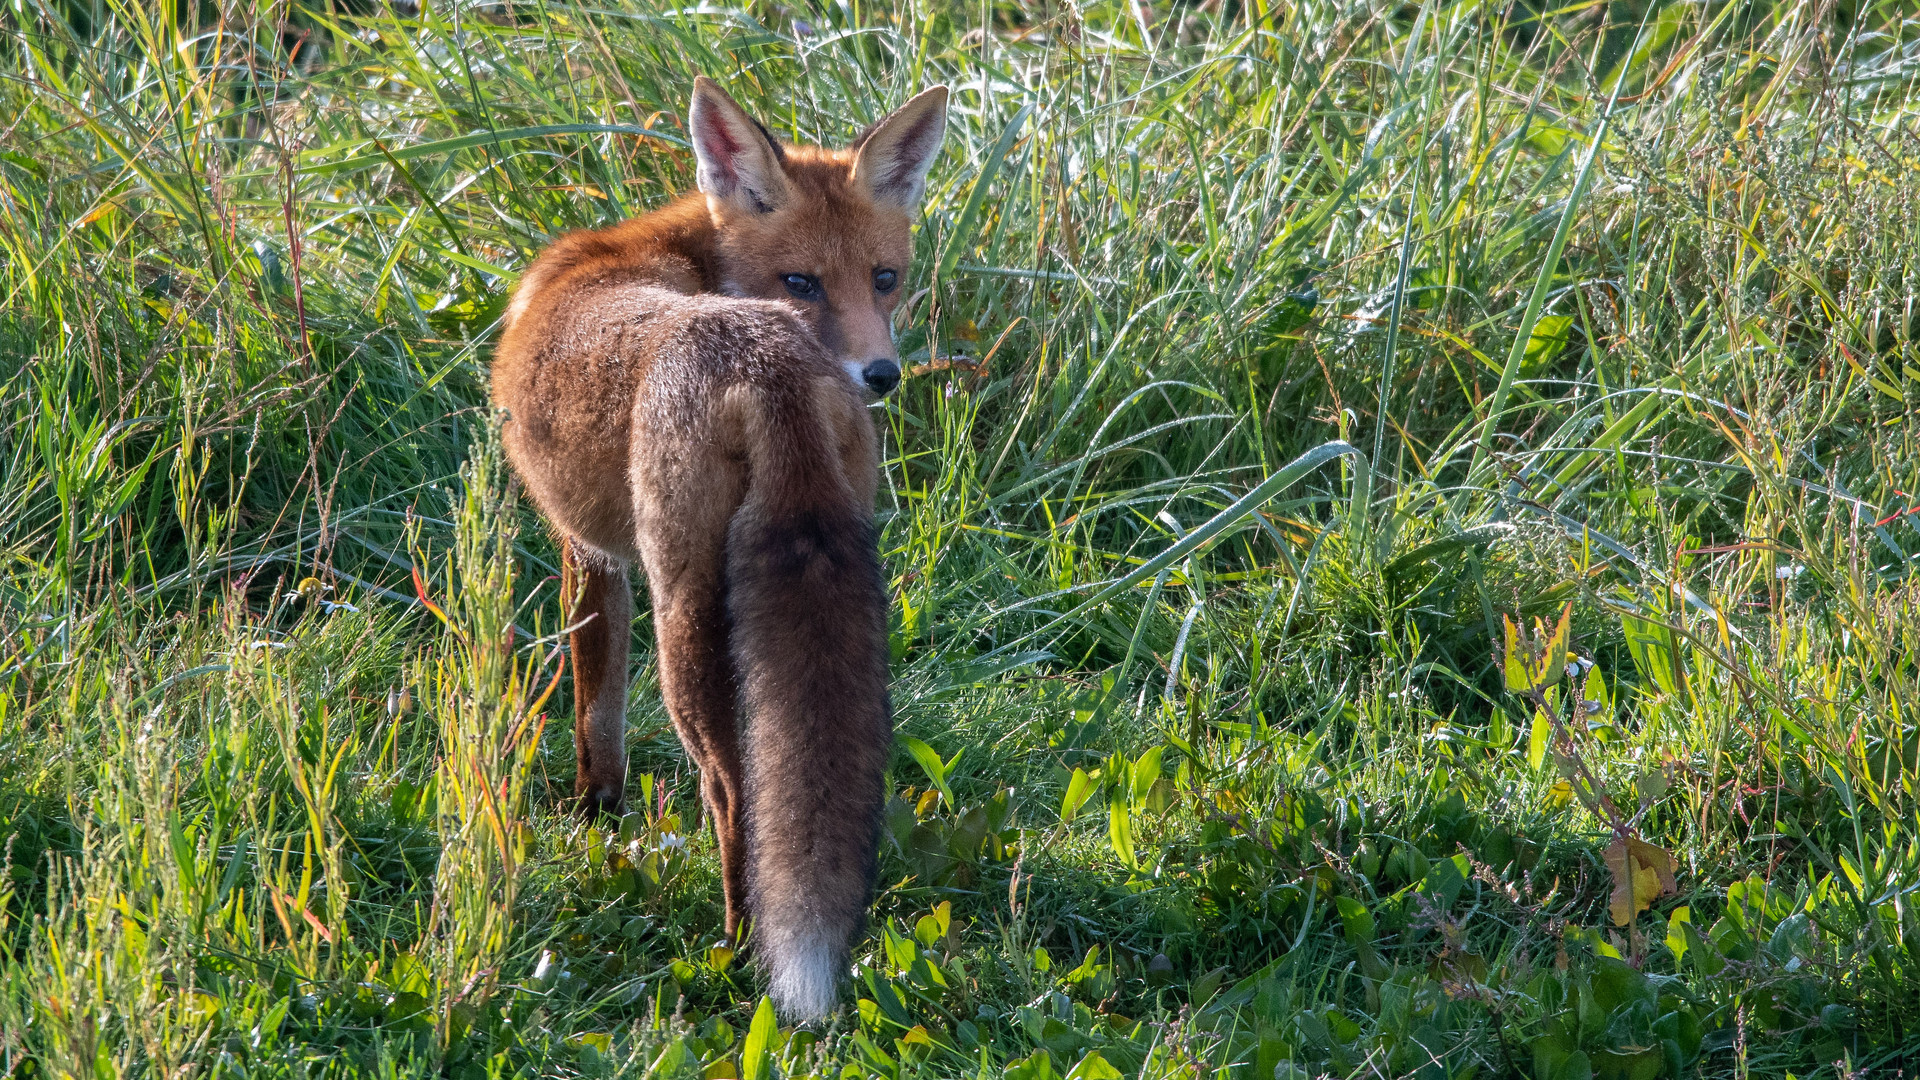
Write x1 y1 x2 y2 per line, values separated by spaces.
1605 837 1677 925
576 1032 612 1053
1529 710 1551 769
1665 906 1691 963
702 1060 739 1080
1503 614 1533 692
178 989 220 1022
1547 780 1573 809
1542 602 1572 684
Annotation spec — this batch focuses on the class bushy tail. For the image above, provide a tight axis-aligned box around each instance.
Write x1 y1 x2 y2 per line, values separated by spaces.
726 386 891 1023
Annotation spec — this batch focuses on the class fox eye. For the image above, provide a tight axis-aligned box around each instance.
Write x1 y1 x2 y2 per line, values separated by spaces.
873 268 898 293
782 273 819 299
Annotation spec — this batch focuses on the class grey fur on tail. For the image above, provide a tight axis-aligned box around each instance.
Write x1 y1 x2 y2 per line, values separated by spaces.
726 397 892 1022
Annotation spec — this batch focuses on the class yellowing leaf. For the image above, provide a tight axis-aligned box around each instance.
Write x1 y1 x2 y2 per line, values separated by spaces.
1503 614 1533 692
1542 603 1572 682
1547 780 1574 809
1665 906 1692 964
702 1060 739 1080
915 788 941 817
1605 837 1677 925
1504 603 1574 693
577 1032 612 1052
178 989 220 1022
1529 710 1551 770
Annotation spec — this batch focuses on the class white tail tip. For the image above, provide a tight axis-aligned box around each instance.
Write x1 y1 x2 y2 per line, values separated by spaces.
765 929 841 1022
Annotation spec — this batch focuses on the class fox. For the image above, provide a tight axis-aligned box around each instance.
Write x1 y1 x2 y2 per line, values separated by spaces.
489 77 948 1021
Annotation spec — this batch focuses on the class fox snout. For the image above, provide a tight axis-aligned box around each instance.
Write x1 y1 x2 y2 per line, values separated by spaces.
861 359 900 397
842 357 901 400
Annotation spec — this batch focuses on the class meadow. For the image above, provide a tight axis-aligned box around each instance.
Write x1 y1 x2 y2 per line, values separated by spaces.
2 0 1919 1075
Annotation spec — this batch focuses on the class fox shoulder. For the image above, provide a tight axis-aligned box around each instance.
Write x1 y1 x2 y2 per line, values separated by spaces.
503 198 714 330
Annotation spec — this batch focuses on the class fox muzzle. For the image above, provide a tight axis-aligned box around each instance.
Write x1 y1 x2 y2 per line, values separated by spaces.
861 359 901 397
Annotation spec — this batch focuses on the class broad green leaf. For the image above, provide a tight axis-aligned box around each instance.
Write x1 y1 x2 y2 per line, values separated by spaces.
1129 746 1165 810
1582 663 1610 719
1554 1049 1594 1080
1665 906 1691 964
1060 768 1095 823
1334 896 1376 945
1108 805 1135 870
740 997 776 1080
914 901 952 947
1522 314 1575 372
902 737 955 810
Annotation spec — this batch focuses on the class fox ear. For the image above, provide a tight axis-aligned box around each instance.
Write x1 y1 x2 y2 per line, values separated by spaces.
852 86 948 211
689 76 790 213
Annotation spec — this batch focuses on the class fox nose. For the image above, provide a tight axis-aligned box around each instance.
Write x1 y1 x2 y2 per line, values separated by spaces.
862 359 901 397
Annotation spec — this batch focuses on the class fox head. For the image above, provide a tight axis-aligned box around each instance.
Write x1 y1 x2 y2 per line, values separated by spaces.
688 76 948 400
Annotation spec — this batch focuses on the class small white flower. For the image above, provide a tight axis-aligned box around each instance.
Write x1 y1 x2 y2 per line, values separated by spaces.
1776 564 1805 579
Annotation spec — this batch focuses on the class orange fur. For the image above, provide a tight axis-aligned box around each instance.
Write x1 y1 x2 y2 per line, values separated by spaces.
489 77 947 1021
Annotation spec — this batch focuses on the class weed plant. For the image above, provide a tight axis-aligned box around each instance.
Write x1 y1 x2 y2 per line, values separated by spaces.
2 0 1919 1076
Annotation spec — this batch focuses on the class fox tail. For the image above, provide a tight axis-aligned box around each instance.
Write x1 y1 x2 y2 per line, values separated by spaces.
726 378 892 1022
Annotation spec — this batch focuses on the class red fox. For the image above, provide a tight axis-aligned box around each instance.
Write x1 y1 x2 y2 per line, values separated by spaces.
490 77 947 1021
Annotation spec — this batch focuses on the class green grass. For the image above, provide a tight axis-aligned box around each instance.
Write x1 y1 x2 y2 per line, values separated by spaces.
3 0 1920 1075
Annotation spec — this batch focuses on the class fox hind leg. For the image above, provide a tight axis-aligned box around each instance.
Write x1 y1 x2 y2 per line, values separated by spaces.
642 548 750 937
633 452 752 938
563 537 633 816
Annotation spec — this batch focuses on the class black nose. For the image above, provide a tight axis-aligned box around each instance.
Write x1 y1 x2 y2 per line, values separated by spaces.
862 359 901 396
